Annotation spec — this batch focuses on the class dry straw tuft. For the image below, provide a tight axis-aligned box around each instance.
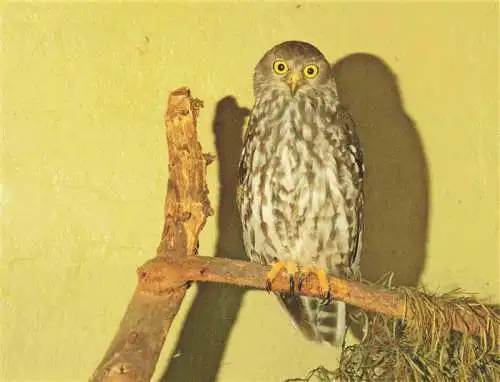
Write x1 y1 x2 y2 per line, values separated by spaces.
289 275 500 382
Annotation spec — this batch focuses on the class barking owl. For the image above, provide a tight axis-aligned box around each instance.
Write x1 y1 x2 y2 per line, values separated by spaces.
237 41 364 346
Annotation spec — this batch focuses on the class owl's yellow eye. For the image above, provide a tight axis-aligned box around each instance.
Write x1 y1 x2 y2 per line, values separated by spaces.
303 64 319 78
273 60 288 75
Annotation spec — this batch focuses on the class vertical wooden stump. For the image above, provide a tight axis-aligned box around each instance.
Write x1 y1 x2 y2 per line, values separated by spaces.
91 87 213 382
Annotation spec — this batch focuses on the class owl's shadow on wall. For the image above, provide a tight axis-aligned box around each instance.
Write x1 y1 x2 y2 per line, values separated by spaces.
332 54 429 289
160 53 429 381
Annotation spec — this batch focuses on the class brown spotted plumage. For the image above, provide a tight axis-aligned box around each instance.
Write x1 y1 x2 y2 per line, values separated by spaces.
237 41 364 346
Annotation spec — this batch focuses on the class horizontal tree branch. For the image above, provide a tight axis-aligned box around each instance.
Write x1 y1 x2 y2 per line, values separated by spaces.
138 254 498 340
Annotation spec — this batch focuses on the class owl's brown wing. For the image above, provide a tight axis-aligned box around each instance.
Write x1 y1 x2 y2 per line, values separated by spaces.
236 106 257 216
334 105 364 277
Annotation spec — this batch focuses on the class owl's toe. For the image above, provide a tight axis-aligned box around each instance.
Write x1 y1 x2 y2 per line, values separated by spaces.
298 266 331 300
265 260 299 295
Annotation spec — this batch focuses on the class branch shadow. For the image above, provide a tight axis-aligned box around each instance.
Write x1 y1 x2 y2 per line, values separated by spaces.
160 97 250 382
331 54 430 337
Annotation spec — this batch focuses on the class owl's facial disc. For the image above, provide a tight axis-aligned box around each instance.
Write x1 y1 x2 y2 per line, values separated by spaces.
285 63 321 96
253 42 334 99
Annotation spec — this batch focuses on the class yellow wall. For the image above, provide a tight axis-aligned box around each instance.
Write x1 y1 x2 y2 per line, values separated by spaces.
1 2 498 381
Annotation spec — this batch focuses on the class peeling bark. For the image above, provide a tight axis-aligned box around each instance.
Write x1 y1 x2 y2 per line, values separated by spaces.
91 88 213 382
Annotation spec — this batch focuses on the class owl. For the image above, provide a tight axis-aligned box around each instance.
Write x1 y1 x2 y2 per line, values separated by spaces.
237 41 364 346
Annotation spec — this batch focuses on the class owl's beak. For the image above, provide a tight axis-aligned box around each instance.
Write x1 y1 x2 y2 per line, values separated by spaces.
287 71 301 96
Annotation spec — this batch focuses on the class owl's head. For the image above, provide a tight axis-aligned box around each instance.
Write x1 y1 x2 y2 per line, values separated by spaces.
253 41 335 99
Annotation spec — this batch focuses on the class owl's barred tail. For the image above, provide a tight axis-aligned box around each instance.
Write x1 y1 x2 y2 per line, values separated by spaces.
278 295 347 347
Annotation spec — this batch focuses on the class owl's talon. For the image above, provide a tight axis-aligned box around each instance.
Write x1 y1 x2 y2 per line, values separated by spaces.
289 275 295 295
297 273 304 291
265 279 272 293
320 290 332 306
319 286 331 301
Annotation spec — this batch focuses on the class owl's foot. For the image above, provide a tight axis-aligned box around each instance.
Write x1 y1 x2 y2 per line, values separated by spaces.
265 260 298 295
297 267 331 301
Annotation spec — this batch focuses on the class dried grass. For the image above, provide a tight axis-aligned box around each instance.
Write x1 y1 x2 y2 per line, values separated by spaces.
289 276 499 382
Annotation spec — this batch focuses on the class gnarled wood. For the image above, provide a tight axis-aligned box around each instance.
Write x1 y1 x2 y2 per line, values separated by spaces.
139 255 497 340
91 87 213 382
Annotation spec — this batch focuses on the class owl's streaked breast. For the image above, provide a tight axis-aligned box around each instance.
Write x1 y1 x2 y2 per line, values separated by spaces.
239 91 359 276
